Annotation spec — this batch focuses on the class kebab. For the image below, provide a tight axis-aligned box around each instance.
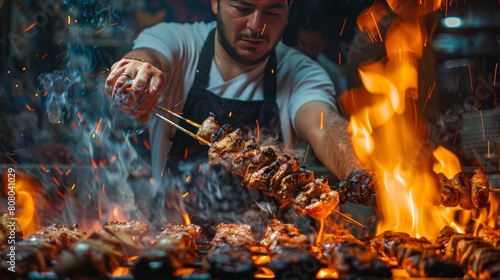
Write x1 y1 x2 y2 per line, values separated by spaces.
132 223 202 277
193 114 340 221
53 220 149 278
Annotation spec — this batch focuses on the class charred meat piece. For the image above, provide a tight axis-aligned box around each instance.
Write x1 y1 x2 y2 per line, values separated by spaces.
26 224 86 251
241 147 277 190
260 222 311 253
268 156 301 196
0 240 48 277
451 172 473 210
433 225 460 247
294 176 339 220
370 230 431 264
470 168 489 209
132 224 201 278
445 234 476 260
208 129 244 167
218 137 246 169
436 173 459 207
196 112 220 143
156 223 202 240
275 169 315 208
206 243 256 280
211 123 233 143
248 154 294 195
455 237 491 266
467 246 500 279
479 226 500 247
102 220 149 256
0 213 22 245
266 248 321 280
231 138 261 177
400 242 463 278
54 231 125 279
334 170 376 205
321 236 392 277
212 223 256 248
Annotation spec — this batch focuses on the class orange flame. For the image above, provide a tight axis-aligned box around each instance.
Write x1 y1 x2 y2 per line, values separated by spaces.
2 172 42 236
344 0 463 239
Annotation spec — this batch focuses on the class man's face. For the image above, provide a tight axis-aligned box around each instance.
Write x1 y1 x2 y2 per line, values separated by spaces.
212 0 290 65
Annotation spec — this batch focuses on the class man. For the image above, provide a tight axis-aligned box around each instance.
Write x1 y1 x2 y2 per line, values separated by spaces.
105 0 369 236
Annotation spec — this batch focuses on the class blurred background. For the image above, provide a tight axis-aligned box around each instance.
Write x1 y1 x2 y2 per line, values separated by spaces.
0 0 498 234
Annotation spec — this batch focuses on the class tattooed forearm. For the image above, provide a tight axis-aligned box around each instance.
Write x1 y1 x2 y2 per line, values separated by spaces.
314 114 366 180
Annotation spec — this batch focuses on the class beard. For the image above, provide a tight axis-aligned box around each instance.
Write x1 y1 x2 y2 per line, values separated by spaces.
216 8 281 65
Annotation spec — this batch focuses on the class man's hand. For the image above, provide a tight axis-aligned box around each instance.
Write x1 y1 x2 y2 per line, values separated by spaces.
105 57 166 122
334 169 377 206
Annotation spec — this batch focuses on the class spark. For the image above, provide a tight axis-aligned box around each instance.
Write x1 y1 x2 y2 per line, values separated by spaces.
66 77 71 82
143 139 151 150
302 144 310 164
174 99 185 107
339 18 347 36
25 104 32 111
185 176 191 183
55 50 68 59
12 148 27 153
4 154 17 164
371 12 383 42
95 28 105 34
24 22 37 32
71 184 76 190
40 165 48 173
95 118 103 134
65 169 71 176
149 178 154 185
261 23 267 35
132 134 138 143
52 177 61 187
110 155 117 163
43 91 48 97
183 148 189 160
56 190 65 199
319 112 324 130
255 119 261 142
91 158 98 170
41 53 48 59
67 15 71 25
182 192 189 198
338 52 342 64
22 67 26 71
77 112 83 122
54 165 63 176
228 111 233 117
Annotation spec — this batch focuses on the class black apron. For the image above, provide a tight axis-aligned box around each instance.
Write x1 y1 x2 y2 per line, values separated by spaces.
164 29 289 239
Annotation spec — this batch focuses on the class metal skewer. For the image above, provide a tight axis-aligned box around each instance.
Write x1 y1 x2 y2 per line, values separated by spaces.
149 108 211 146
154 105 201 128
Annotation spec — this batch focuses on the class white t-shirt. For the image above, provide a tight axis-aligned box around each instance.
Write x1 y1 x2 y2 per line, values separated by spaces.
133 21 337 178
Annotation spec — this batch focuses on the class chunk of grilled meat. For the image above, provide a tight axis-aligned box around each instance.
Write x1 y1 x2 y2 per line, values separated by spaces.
294 176 339 220
54 231 125 279
132 224 201 278
275 169 315 208
399 242 463 278
208 128 244 167
260 222 311 253
212 123 233 143
433 225 460 247
467 246 500 278
320 236 393 277
333 169 376 206
451 172 473 210
54 220 148 279
212 223 256 248
0 213 22 245
206 244 256 280
0 240 50 276
102 220 149 256
231 138 260 177
470 168 489 209
370 230 431 264
248 154 296 196
479 226 500 247
196 112 220 143
241 147 277 190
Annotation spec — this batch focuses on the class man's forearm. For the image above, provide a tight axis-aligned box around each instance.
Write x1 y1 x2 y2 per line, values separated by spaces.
315 114 366 180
